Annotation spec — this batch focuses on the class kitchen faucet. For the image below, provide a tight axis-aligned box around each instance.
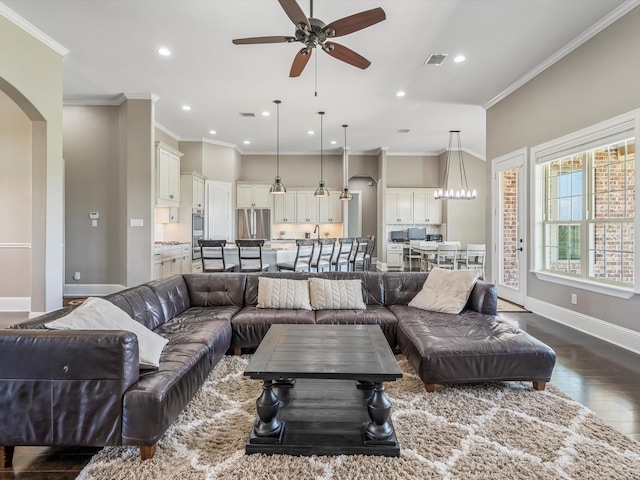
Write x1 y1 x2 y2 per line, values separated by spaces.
313 224 320 240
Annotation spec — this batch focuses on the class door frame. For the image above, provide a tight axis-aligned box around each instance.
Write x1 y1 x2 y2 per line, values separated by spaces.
491 148 527 306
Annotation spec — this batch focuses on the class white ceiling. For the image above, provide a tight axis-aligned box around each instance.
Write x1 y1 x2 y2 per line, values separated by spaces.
2 0 634 158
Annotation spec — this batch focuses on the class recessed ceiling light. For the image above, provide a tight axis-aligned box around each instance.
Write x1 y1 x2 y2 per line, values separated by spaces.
243 140 250 145
396 91 406 97
308 130 314 135
454 55 466 63
158 47 171 56
182 105 191 111
209 130 216 135
262 111 270 116
330 140 337 145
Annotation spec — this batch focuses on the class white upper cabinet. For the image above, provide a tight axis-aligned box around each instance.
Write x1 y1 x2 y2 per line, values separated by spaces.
386 190 413 223
318 191 342 223
273 191 297 223
237 184 271 208
296 191 319 223
192 174 205 210
413 189 442 224
156 142 183 207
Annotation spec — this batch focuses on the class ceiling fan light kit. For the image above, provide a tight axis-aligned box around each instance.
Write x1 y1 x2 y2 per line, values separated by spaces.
435 130 477 200
232 0 386 77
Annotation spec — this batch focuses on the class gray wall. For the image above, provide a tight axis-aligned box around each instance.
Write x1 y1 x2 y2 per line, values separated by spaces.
486 6 640 334
0 14 65 312
386 155 439 188
239 154 343 190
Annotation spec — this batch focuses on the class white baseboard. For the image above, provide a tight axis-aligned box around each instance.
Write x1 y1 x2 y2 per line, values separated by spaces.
0 297 30 311
64 284 127 297
526 296 640 355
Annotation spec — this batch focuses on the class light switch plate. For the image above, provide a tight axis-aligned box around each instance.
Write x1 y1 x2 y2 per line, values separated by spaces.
130 218 144 227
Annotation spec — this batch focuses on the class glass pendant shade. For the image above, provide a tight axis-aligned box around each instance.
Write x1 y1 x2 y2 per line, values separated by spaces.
339 187 352 200
270 99 286 194
434 130 476 200
314 180 329 197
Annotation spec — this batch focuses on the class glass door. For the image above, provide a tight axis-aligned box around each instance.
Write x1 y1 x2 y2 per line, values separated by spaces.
492 149 527 306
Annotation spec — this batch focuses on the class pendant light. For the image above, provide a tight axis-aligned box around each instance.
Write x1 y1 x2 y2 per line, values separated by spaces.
434 130 476 200
269 99 286 194
314 111 329 197
339 124 352 201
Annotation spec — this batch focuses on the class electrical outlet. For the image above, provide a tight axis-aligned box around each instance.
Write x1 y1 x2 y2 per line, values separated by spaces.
571 293 577 305
73 272 81 281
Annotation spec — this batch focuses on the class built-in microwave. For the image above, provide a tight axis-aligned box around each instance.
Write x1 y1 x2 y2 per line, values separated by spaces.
192 212 204 237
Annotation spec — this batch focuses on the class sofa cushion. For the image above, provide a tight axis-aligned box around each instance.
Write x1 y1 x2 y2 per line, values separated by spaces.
314 305 398 348
308 278 366 310
147 275 192 323
257 277 312 310
183 273 246 307
106 285 165 331
231 306 316 348
409 267 480 314
45 297 168 368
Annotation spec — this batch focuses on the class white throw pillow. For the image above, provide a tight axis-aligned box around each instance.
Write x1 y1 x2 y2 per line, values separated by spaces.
408 267 481 314
45 297 168 368
308 278 366 310
256 277 312 310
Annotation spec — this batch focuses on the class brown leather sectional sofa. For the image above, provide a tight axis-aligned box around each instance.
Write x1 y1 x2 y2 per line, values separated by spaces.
0 271 556 465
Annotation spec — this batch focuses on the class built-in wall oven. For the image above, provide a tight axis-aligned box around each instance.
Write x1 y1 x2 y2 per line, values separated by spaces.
192 235 203 261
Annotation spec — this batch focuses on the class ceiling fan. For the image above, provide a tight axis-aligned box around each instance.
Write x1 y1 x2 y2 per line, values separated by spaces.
232 0 386 77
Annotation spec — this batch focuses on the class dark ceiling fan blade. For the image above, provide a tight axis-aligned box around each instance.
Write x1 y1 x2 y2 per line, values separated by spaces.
323 7 386 37
232 36 296 45
322 42 371 69
278 0 310 28
290 48 312 77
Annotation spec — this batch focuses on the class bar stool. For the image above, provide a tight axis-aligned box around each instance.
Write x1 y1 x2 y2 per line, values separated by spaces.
352 237 371 271
311 238 336 272
199 239 236 272
236 239 269 272
277 239 315 272
331 237 355 271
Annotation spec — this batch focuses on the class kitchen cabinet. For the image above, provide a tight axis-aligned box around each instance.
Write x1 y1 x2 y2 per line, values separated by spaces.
387 244 404 269
413 189 442 224
155 206 179 224
156 142 183 207
237 184 271 208
273 191 297 223
192 261 203 273
192 174 206 210
318 191 342 223
296 191 319 223
386 190 413 223
181 243 192 273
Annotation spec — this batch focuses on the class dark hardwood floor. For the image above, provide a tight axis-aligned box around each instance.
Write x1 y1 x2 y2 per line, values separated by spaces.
1 310 639 479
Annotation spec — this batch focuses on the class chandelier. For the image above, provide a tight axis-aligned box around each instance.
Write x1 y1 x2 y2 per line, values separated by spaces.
434 130 476 200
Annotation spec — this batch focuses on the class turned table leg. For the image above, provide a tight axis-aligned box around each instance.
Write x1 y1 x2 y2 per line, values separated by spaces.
364 382 394 441
1 446 14 468
251 380 283 442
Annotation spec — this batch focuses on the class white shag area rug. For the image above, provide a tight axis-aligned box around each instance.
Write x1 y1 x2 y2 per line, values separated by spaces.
78 355 640 480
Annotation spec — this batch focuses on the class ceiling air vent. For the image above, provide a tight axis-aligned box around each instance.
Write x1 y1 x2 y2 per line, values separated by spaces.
239 112 256 117
424 53 448 66
397 129 410 133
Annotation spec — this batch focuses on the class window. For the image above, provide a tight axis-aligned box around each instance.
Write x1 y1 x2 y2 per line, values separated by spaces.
533 112 638 295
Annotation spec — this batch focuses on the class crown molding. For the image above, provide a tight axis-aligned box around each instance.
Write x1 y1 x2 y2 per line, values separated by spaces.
154 122 180 141
0 2 68 56
484 0 640 110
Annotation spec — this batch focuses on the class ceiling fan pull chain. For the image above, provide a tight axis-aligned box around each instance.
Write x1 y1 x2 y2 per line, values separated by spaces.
314 49 318 97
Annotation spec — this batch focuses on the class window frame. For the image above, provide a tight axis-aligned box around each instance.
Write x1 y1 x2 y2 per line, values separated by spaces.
531 109 640 299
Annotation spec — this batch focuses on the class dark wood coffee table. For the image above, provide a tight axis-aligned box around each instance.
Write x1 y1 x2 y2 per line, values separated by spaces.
244 324 403 456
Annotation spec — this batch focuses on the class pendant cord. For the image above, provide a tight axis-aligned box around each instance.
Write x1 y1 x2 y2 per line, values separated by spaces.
314 50 318 97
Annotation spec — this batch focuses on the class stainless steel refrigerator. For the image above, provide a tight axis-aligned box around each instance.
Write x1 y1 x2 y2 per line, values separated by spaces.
236 208 271 239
